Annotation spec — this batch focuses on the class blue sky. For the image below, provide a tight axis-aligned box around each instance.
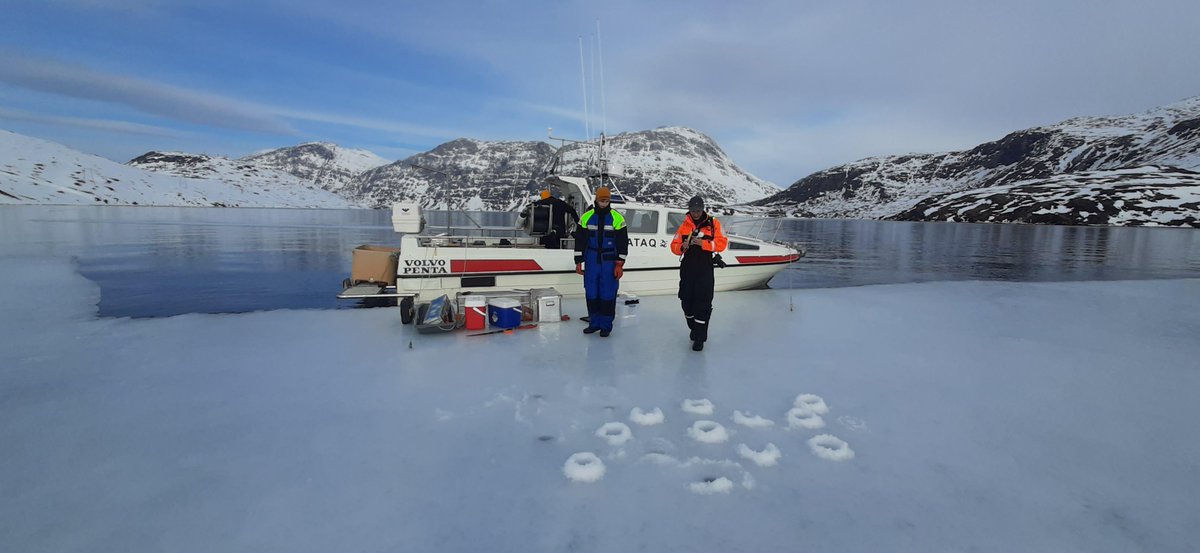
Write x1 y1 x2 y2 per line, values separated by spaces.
3 0 1199 185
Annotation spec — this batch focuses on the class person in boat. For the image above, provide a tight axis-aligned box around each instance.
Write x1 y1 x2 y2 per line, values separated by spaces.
520 189 580 249
670 195 728 351
574 186 628 337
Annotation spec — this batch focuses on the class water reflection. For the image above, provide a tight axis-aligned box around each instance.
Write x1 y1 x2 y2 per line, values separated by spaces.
767 219 1199 289
2 206 1196 318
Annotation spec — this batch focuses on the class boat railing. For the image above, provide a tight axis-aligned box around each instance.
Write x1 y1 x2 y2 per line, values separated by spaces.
420 224 525 237
722 216 806 258
415 232 549 249
723 216 787 243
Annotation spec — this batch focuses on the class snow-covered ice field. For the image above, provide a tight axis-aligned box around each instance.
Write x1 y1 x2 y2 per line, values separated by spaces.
2 253 1199 551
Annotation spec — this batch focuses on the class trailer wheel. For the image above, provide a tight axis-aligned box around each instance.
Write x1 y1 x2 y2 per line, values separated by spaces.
400 296 415 324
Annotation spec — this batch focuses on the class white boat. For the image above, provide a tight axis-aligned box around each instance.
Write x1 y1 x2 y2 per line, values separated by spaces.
339 147 804 323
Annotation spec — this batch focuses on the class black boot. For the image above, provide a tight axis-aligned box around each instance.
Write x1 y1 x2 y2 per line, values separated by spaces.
599 329 610 337
583 326 600 334
692 340 704 351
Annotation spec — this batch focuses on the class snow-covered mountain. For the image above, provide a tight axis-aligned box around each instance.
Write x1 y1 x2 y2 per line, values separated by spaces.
755 96 1200 227
0 131 357 208
241 142 388 193
555 127 779 206
128 142 388 199
347 138 556 210
3 126 773 211
348 127 779 210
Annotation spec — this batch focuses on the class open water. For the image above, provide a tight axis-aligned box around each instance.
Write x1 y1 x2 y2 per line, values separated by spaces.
2 205 1196 318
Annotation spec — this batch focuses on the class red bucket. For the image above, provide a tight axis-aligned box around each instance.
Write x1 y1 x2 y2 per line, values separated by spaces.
464 295 487 330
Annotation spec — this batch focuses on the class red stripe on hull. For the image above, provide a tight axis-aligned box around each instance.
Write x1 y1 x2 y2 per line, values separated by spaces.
734 254 801 264
449 259 544 273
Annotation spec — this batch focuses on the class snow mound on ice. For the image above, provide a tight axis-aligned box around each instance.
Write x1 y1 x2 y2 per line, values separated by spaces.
689 477 734 495
687 421 730 444
629 407 665 426
564 452 607 482
595 422 633 446
787 406 825 430
682 398 714 415
731 410 774 428
737 443 782 467
808 434 855 461
794 394 829 414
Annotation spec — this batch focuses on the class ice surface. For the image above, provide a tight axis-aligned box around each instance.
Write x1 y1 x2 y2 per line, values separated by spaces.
2 251 1200 552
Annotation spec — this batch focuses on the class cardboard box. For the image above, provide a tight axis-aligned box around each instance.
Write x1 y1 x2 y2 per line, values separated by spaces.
351 245 401 285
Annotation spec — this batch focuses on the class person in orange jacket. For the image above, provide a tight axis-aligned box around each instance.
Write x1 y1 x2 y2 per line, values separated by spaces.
670 195 728 351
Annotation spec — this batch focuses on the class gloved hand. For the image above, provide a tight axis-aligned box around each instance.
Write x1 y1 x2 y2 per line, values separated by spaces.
614 260 624 279
575 263 584 275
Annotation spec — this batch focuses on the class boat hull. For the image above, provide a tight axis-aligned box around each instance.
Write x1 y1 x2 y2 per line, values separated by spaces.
393 237 799 300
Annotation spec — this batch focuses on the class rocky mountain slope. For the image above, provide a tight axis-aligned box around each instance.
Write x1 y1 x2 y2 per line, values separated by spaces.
346 138 555 210
755 96 1200 227
347 127 780 210
892 166 1199 226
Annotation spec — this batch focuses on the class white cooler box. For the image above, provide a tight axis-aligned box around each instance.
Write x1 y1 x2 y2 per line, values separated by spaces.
530 287 563 323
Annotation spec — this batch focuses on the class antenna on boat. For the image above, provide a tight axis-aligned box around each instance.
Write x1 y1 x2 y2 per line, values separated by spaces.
578 37 590 141
590 34 597 139
408 163 485 234
596 18 607 137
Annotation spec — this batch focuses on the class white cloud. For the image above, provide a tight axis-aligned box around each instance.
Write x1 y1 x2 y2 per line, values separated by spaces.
267 106 468 141
0 52 295 135
0 107 188 138
9 0 1200 183
0 52 476 145
41 0 174 10
271 0 1200 182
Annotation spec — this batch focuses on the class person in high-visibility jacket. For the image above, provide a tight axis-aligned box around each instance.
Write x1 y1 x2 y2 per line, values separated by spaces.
574 186 628 337
670 195 728 351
